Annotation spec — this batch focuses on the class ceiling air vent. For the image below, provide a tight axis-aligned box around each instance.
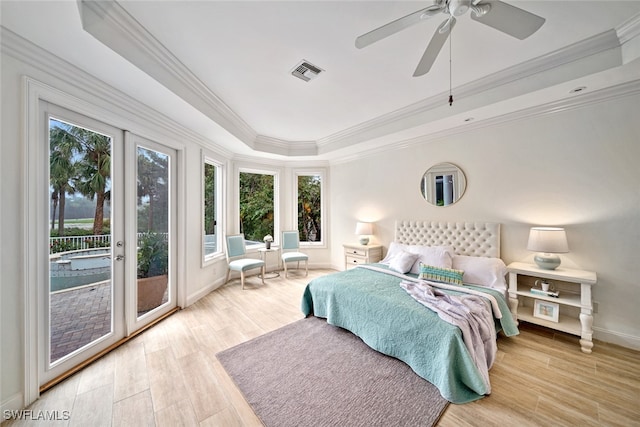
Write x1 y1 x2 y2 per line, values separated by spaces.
291 60 324 82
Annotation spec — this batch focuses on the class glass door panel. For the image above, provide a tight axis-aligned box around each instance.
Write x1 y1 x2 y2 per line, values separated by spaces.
136 146 170 317
43 106 125 385
48 118 114 364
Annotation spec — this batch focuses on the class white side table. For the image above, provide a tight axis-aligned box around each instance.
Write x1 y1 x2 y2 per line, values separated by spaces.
343 243 383 270
506 262 597 353
258 247 280 279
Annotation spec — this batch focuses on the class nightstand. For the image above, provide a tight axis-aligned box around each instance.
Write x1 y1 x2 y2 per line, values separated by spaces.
506 261 597 353
343 244 382 270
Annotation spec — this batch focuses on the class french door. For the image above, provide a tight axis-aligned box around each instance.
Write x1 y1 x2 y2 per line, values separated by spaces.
40 103 177 386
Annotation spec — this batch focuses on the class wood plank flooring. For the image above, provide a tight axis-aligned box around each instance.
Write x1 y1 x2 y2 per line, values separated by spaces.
6 269 639 426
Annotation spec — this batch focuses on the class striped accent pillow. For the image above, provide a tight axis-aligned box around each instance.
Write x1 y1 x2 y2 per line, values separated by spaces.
418 263 465 286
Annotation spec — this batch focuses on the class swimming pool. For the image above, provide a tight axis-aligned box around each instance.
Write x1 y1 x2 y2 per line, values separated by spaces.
50 248 111 292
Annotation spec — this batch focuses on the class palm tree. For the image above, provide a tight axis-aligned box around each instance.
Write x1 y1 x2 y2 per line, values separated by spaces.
74 130 111 236
49 123 80 236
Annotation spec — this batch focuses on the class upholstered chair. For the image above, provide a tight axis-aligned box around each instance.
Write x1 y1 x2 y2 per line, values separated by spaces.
281 231 309 278
225 234 265 289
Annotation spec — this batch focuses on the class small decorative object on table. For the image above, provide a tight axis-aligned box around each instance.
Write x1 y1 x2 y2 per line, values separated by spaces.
532 279 559 297
533 299 560 322
263 234 273 249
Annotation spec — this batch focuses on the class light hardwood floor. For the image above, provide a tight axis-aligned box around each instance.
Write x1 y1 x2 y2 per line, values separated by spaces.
5 269 639 426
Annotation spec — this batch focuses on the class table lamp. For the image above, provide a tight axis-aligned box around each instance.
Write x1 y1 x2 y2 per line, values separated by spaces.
527 227 569 270
355 222 373 245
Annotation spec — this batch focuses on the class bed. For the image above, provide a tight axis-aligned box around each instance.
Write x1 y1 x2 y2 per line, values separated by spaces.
301 220 519 404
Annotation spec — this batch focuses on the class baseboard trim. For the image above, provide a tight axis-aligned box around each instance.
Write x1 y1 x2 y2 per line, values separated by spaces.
186 278 225 307
1 392 24 420
593 326 640 351
185 265 337 307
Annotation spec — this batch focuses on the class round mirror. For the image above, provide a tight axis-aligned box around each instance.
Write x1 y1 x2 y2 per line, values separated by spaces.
420 162 466 206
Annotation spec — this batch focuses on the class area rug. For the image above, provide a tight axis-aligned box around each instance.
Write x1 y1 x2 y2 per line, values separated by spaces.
216 316 449 427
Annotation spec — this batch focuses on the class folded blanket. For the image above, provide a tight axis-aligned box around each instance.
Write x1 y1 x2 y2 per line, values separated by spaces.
399 280 497 392
359 264 505 318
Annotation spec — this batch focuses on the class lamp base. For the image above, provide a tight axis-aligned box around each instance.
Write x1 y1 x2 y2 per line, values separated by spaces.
359 236 369 245
534 253 561 270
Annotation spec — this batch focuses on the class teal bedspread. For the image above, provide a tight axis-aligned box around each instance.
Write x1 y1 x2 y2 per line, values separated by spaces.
301 264 518 404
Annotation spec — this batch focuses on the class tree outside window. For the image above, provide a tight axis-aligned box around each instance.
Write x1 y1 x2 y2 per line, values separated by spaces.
297 174 322 243
49 118 112 253
239 171 275 245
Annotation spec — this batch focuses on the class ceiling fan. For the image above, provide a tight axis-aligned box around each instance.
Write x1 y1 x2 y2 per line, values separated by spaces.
355 0 545 77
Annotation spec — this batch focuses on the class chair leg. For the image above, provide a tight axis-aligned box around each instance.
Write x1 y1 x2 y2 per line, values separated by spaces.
305 259 308 277
261 265 265 285
241 271 245 290
284 261 288 278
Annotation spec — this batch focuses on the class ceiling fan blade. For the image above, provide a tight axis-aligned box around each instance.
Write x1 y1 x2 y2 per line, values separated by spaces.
413 17 456 77
355 4 443 49
470 1 545 40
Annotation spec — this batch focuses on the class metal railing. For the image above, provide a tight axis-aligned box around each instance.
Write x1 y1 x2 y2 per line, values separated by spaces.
50 232 188 255
50 235 111 254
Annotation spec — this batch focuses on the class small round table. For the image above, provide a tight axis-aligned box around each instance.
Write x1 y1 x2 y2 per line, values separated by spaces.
258 247 280 279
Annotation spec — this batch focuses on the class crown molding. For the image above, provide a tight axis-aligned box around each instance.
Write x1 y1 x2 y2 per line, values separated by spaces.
331 78 640 165
254 135 318 157
318 28 623 153
7 2 640 160
1 26 234 160
617 12 640 45
75 1 629 157
78 0 257 147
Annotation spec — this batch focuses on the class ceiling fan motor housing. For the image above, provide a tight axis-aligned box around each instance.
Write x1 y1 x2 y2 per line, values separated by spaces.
449 0 472 16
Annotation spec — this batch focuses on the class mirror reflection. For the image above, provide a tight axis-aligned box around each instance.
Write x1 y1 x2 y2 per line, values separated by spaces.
420 162 466 206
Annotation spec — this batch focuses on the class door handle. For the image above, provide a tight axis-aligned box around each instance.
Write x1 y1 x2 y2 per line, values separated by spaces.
114 255 125 261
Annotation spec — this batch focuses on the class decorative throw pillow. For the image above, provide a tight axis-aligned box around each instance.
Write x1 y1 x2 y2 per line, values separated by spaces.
407 245 454 275
388 251 420 274
452 255 507 290
418 263 465 286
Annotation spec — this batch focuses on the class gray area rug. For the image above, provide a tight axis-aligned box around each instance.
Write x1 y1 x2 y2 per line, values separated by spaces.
216 316 449 427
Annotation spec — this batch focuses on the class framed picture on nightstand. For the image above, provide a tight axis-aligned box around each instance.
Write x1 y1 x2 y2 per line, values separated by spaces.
534 300 560 322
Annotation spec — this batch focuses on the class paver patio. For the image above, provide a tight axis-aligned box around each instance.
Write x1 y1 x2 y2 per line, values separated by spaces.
50 281 111 362
50 280 168 362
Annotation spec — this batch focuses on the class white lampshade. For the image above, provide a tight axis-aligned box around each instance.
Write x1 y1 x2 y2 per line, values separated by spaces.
355 222 374 245
527 227 569 270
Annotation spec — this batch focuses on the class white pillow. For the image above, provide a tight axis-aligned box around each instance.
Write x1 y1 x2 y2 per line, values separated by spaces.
380 242 408 264
407 245 454 275
452 255 507 290
388 251 420 274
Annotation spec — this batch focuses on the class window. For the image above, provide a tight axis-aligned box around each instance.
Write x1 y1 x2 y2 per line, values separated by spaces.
296 171 324 245
239 169 277 247
203 157 223 261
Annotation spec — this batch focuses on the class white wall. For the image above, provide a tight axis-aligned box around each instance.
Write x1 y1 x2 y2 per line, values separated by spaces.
329 92 640 349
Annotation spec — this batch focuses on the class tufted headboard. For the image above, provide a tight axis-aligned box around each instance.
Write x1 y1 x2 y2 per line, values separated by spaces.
395 220 501 258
